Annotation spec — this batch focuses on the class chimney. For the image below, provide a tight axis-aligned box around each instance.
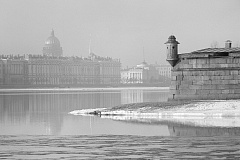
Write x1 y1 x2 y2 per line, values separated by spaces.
225 40 232 48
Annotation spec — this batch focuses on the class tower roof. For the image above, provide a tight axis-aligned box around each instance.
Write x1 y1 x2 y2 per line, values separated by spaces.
165 35 180 44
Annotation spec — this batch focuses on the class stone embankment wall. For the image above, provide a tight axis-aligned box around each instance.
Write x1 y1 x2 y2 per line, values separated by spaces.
169 52 240 100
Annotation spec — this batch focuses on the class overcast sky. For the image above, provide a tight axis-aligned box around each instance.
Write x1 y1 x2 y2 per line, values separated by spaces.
0 0 240 67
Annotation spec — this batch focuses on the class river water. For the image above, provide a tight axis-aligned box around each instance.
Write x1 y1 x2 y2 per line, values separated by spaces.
0 88 240 159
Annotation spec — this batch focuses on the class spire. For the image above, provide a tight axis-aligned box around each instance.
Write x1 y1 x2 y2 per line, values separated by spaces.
51 29 55 36
89 34 92 55
143 46 145 62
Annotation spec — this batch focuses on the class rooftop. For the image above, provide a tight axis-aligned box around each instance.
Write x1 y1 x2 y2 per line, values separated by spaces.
192 47 240 54
0 54 120 62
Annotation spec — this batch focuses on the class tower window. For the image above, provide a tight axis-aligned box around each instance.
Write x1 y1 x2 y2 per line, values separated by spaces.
167 47 168 49
172 46 175 49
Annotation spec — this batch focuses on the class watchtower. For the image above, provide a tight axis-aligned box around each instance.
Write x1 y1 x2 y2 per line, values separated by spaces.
165 35 179 67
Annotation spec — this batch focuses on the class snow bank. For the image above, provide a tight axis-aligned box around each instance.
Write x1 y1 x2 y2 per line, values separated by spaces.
69 100 240 127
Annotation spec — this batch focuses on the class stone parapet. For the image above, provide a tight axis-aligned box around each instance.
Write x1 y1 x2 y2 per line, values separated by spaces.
169 55 240 100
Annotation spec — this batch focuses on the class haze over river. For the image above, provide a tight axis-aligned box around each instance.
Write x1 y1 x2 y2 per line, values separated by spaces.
0 88 240 159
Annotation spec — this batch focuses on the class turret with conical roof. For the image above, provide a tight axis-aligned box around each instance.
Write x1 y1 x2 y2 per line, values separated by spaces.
165 35 179 67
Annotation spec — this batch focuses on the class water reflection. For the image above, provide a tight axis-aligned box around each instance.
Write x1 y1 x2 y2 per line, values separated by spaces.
0 95 29 125
121 89 168 104
0 89 169 135
102 116 240 137
2 88 239 137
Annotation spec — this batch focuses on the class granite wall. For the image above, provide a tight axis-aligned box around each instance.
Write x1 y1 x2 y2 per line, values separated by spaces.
169 52 240 100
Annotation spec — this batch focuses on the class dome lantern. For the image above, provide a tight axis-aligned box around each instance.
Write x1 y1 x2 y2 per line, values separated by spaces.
51 29 55 36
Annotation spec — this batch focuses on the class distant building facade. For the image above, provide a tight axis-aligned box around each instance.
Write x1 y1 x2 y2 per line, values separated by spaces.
154 64 172 78
121 61 158 84
0 30 121 87
0 54 121 87
0 56 28 85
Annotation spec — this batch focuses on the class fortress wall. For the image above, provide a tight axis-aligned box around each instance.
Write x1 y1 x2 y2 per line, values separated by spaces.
169 53 240 100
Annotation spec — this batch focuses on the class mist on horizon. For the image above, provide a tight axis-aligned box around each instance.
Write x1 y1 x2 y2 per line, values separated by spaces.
0 0 240 68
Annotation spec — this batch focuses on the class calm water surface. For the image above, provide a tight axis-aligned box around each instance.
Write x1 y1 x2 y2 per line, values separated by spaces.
0 88 240 159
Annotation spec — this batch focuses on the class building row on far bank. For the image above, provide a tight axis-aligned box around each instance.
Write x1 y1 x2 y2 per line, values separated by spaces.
0 53 121 87
0 30 123 87
121 61 171 85
0 54 171 87
0 29 171 87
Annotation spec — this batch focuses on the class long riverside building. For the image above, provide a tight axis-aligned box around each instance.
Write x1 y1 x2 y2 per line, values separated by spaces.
166 35 240 100
0 30 121 87
0 54 121 87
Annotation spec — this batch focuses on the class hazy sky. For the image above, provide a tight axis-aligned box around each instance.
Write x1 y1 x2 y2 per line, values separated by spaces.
0 0 240 67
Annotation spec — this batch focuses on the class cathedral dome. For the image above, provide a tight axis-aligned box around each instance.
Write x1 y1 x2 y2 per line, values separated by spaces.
44 30 60 47
43 29 63 57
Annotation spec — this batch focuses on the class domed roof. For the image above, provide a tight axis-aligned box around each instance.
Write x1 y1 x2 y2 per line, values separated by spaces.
165 35 179 44
136 61 148 68
45 30 60 47
168 35 176 39
140 61 147 66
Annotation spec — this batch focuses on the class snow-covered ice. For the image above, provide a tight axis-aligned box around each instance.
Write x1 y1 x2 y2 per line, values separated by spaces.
69 100 240 128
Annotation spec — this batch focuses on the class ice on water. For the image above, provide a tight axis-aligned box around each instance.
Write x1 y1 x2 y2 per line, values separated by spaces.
69 100 240 128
